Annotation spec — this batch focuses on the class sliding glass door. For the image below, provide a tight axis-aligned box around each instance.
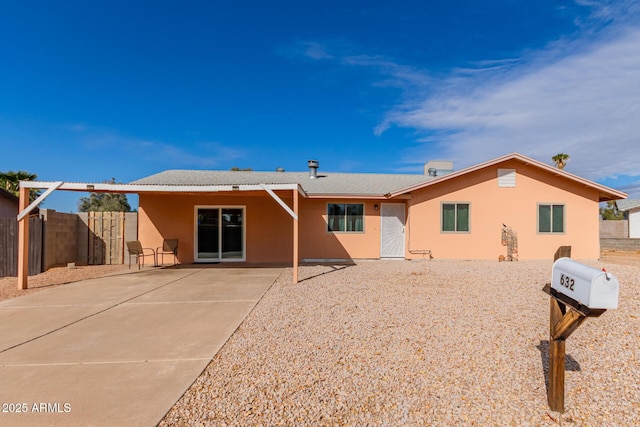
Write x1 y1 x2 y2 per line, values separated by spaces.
196 207 245 262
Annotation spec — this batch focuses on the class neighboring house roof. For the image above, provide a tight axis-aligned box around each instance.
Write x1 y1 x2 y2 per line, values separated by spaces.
0 187 18 202
617 199 640 211
132 170 434 197
0 188 20 218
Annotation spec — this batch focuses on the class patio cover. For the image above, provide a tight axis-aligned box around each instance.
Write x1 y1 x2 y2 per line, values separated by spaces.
15 181 303 290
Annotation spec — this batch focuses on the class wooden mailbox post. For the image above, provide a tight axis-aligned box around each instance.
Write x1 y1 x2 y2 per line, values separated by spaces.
542 257 620 412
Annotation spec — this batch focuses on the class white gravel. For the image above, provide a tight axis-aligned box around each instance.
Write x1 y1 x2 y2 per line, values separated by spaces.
160 259 640 426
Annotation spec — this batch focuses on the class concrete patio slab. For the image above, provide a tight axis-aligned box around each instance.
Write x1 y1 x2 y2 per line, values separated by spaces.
0 360 205 427
0 266 282 426
0 301 260 364
0 305 112 351
132 274 277 303
0 269 195 308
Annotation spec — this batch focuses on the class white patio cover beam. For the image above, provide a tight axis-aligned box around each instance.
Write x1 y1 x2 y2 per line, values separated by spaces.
19 181 301 193
17 181 64 222
260 184 298 220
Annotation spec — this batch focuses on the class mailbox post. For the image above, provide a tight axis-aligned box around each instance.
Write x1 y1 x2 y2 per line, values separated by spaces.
543 257 620 412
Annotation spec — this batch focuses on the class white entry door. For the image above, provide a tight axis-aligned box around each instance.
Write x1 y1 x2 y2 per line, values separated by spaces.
381 203 406 258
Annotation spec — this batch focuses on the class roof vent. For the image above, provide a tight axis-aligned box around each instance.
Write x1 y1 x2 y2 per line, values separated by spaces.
276 167 285 172
308 160 319 179
424 160 453 176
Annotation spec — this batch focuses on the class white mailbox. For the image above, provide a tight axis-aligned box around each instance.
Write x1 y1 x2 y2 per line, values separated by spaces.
551 257 619 309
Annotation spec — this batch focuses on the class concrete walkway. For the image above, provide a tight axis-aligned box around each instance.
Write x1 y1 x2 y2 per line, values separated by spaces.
0 266 282 426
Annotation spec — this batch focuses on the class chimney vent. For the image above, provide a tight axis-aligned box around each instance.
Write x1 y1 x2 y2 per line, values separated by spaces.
424 160 454 176
308 160 319 179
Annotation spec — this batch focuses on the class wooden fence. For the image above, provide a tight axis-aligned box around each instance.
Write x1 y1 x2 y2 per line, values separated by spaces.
0 217 43 277
87 211 126 265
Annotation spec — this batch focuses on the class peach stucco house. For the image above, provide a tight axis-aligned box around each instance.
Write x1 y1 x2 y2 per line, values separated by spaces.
132 153 626 264
14 152 627 288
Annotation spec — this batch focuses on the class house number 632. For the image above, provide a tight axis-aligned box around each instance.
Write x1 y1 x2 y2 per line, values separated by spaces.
560 273 575 291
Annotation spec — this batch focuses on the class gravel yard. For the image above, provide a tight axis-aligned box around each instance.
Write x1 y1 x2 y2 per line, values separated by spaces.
160 259 640 426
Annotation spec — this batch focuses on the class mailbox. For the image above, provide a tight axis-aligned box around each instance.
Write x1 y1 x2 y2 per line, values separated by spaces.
551 257 619 309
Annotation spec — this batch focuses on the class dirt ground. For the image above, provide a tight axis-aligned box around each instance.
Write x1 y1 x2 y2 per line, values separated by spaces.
0 251 637 303
600 249 640 267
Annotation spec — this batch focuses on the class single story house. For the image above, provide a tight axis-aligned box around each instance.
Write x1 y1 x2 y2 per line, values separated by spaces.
617 199 640 238
132 152 625 263
15 152 627 288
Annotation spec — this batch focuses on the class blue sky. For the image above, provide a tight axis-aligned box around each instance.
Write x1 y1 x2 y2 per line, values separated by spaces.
1 0 639 212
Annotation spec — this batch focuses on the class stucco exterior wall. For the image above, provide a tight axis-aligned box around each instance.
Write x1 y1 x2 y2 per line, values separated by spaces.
406 160 601 260
138 192 295 264
298 199 382 260
138 193 387 264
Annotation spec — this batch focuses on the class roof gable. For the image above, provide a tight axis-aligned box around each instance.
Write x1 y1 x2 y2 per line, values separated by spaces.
387 153 627 202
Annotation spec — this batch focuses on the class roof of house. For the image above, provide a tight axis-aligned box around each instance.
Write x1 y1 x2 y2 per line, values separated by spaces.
131 169 433 196
132 152 627 201
617 199 640 211
22 153 628 203
0 188 18 202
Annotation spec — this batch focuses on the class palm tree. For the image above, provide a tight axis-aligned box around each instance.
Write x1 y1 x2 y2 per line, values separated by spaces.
0 170 39 201
552 153 570 170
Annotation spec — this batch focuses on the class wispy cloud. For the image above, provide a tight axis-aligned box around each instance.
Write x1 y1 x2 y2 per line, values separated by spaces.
299 41 334 60
278 40 337 61
575 0 640 23
283 1 640 188
341 55 432 92
73 127 245 168
619 180 640 197
366 1 640 184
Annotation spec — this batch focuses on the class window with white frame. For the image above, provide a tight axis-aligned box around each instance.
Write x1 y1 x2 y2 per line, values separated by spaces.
441 203 470 232
327 203 364 232
538 204 565 233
